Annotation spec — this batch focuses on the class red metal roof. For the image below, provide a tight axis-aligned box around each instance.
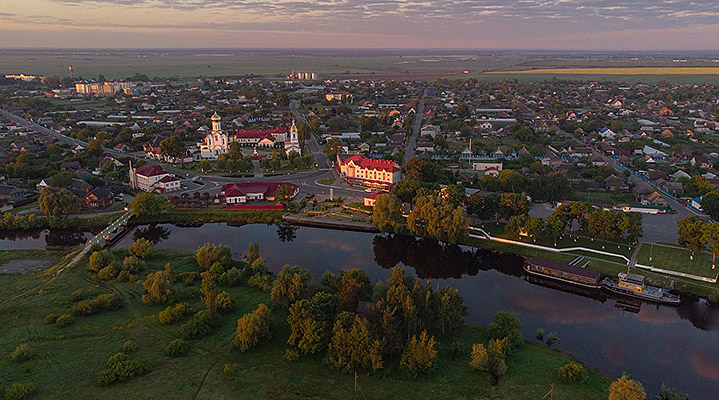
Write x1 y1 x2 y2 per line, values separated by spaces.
340 154 400 173
235 128 286 140
135 165 167 177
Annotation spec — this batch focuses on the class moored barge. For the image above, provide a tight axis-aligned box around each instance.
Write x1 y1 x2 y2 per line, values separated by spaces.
601 272 680 305
523 257 601 289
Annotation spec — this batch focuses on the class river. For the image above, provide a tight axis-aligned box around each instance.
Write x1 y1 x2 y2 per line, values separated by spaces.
5 222 717 398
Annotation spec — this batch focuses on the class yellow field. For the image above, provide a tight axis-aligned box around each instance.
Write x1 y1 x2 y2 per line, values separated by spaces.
491 67 719 75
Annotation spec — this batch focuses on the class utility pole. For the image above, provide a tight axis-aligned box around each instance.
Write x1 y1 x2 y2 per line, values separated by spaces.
354 371 358 400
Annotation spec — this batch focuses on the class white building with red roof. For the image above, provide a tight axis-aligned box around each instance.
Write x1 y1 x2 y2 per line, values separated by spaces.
198 112 229 159
235 128 287 147
221 182 298 204
129 162 180 193
336 154 401 190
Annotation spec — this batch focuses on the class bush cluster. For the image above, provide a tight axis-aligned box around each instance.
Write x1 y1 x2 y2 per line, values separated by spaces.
71 293 123 316
557 362 588 383
164 339 190 357
248 273 272 292
158 302 194 324
180 310 221 340
56 314 74 327
97 352 151 386
10 344 31 362
4 382 36 400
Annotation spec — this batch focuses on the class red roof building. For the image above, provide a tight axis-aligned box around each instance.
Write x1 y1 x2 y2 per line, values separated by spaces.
336 154 402 190
221 182 298 205
235 128 287 146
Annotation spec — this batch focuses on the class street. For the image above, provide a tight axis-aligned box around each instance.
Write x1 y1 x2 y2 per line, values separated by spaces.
403 88 428 164
289 100 330 169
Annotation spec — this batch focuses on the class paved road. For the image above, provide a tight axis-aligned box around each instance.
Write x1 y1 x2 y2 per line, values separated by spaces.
403 88 428 164
289 100 330 169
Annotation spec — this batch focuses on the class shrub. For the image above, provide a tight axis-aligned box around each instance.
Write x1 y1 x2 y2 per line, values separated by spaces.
71 293 123 316
214 291 233 312
44 313 58 324
56 314 74 327
98 262 120 281
546 332 558 347
178 271 199 285
232 304 272 351
195 243 231 270
449 341 465 360
658 384 689 400
5 382 35 400
164 339 190 357
558 362 588 383
122 256 144 273
158 303 193 325
122 340 138 353
285 348 299 362
128 238 154 259
179 318 211 340
400 331 437 378
116 270 135 282
270 265 311 307
70 289 85 302
142 267 175 304
87 250 112 272
10 344 31 362
97 352 151 386
222 267 242 287
248 273 272 292
488 311 523 350
196 310 221 328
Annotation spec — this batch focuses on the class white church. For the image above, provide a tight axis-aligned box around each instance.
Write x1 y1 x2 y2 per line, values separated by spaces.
198 112 228 159
285 120 301 155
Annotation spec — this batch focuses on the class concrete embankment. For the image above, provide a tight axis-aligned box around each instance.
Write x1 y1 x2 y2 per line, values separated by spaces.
282 214 379 233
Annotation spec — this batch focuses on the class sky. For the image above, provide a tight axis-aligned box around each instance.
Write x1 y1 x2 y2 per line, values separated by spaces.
1 0 719 50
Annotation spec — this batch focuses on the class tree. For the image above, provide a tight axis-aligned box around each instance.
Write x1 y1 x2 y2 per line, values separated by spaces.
372 193 404 233
701 222 719 269
392 178 421 203
233 303 272 351
557 362 588 383
38 186 80 216
287 292 339 355
247 242 260 263
407 194 468 243
195 243 231 270
324 138 342 158
274 184 295 203
329 269 373 311
142 265 174 304
160 136 184 160
499 193 529 219
128 238 153 259
524 217 544 242
403 157 440 182
569 202 590 231
400 330 437 378
545 213 565 246
271 264 311 307
488 311 523 350
129 192 165 217
326 312 383 372
275 92 290 107
470 337 509 386
701 191 719 220
455 103 470 118
436 286 467 334
587 210 617 241
498 170 527 193
505 215 527 240
657 384 689 400
608 374 646 400
677 216 706 260
51 171 74 187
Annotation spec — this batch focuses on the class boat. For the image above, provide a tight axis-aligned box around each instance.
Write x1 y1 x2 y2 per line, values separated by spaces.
601 272 680 305
523 257 602 289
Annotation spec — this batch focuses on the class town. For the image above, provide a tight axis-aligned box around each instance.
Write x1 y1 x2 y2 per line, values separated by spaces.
1 62 717 400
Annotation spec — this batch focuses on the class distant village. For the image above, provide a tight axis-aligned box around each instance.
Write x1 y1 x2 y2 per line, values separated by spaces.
1 70 719 215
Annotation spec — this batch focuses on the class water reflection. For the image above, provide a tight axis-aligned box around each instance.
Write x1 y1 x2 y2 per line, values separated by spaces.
45 230 88 247
0 229 93 249
276 223 298 243
132 224 171 244
372 234 524 279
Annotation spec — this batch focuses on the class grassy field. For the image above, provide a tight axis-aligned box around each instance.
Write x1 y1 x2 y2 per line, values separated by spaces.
317 178 336 186
134 208 284 225
636 243 718 279
0 248 610 399
567 191 636 207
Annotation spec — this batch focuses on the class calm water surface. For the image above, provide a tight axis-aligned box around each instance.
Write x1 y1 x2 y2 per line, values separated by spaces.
112 223 719 398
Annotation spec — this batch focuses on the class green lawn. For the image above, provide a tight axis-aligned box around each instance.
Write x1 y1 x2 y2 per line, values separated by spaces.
636 243 719 279
0 248 610 399
567 191 636 206
317 178 336 186
133 208 284 225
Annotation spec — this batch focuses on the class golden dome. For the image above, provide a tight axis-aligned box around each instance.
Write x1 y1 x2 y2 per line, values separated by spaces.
211 112 221 121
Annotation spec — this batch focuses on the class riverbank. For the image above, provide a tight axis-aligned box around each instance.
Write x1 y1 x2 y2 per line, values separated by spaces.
0 248 610 399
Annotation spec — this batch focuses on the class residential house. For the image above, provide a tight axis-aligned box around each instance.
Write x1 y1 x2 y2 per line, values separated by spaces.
336 154 401 190
221 182 298 204
0 185 24 200
129 164 180 193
